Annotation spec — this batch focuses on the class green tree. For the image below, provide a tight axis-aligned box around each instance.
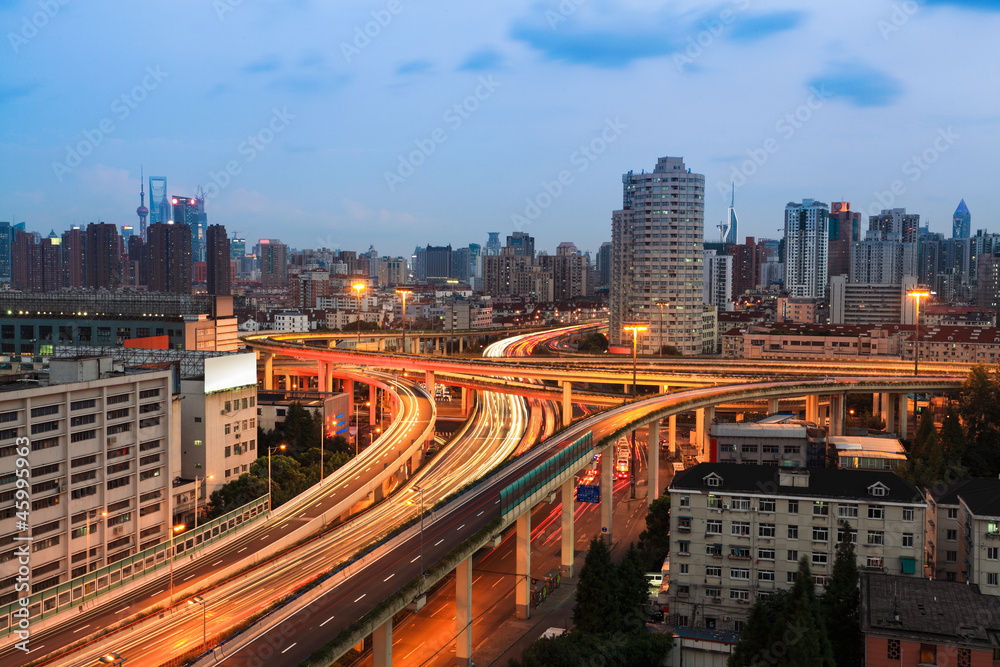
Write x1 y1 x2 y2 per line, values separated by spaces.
772 558 835 667
822 523 862 667
578 333 609 353
636 495 670 572
573 537 621 635
617 544 650 629
728 591 789 667
940 406 967 462
207 471 269 517
899 411 947 486
959 365 1000 476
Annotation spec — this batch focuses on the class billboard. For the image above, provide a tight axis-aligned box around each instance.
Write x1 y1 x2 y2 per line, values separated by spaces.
204 353 257 393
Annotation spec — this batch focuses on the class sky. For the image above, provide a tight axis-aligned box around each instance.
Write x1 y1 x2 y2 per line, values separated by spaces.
1 0 998 258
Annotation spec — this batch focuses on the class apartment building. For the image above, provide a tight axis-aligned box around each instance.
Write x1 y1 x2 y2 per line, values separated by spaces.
668 463 925 632
710 417 826 468
0 357 176 605
926 479 1000 589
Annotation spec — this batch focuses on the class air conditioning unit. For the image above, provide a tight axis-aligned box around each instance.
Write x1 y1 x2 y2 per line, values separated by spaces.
723 504 730 510
107 436 117 445
58 484 67 493
113 526 124 536
724 615 732 622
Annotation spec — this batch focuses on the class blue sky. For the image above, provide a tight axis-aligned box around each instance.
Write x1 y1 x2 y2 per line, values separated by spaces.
1 0 997 257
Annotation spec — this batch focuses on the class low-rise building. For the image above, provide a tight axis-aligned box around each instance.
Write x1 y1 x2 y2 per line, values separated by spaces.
829 435 906 471
710 416 825 468
776 297 818 324
668 463 925 632
274 312 309 333
927 479 1000 589
722 323 911 360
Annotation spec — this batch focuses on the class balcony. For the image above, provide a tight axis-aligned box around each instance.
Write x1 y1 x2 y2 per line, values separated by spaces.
728 554 751 561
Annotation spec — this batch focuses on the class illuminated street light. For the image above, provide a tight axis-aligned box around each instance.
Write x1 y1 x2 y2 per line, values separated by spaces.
267 444 286 514
908 288 932 376
188 595 207 649
98 653 127 666
655 302 669 358
169 524 186 606
396 289 412 353
622 324 648 396
352 282 366 348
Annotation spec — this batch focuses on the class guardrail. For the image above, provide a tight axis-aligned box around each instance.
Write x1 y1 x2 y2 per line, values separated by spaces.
0 495 270 638
499 432 592 517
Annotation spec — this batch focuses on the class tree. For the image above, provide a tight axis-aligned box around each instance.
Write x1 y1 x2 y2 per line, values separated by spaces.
617 545 650 629
636 495 670 572
578 333 609 353
822 523 862 667
772 558 835 667
959 365 1000 476
940 406 967 462
729 591 789 667
899 411 947 486
573 537 621 635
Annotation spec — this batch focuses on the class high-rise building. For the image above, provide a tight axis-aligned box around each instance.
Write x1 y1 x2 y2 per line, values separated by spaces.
258 239 288 289
149 176 169 226
171 195 206 263
953 199 971 239
0 222 11 283
452 246 471 283
126 236 148 288
61 226 86 288
485 232 501 256
425 244 453 282
728 237 768 298
136 167 149 240
85 222 122 290
148 222 192 294
538 242 586 302
11 229 62 292
870 208 919 244
206 225 231 296
596 242 612 290
783 199 829 298
230 237 246 261
828 201 861 280
722 183 739 245
703 249 734 311
506 232 535 261
611 156 707 355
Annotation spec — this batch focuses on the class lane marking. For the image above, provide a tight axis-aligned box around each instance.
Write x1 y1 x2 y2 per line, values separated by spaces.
153 589 165 595
281 642 297 654
410 556 420 563
320 615 335 627
477 511 484 517
114 606 129 614
354 594 366 603
434 539 444 546
384 573 395 582
72 624 91 633
237 547 247 554
457 524 465 531
211 559 224 566
183 574 196 581
278 523 288 530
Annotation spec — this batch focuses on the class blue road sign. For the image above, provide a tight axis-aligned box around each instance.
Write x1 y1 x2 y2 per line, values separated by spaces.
577 484 600 504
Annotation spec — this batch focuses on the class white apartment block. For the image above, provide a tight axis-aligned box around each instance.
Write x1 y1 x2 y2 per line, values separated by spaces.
273 312 309 333
0 357 176 605
703 250 734 312
783 199 829 298
926 479 1000 589
611 156 706 355
668 463 925 632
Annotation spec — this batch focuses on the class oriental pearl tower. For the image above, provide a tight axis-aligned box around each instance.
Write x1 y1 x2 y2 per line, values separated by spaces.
136 166 149 241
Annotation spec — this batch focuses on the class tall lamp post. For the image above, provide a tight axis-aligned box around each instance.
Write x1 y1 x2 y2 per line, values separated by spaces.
266 444 286 514
188 595 207 650
408 486 426 577
655 301 669 357
168 524 186 606
622 324 648 396
352 282 366 348
908 288 932 376
396 288 412 353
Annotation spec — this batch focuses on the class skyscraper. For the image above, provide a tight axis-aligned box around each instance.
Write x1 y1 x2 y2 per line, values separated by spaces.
425 244 453 281
953 199 971 239
206 224 231 296
485 232 501 256
828 201 861 280
723 183 739 245
149 176 169 226
172 195 206 263
538 243 586 302
11 229 62 292
596 242 612 290
61 226 86 288
148 222 192 294
136 167 149 240
230 237 246 260
0 222 11 284
783 199 829 298
85 222 122 290
611 156 707 355
259 239 288 289
506 232 535 261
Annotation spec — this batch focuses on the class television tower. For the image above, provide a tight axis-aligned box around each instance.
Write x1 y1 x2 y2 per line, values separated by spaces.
136 165 149 241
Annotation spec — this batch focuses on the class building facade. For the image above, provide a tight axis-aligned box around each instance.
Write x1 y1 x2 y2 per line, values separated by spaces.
783 199 829 298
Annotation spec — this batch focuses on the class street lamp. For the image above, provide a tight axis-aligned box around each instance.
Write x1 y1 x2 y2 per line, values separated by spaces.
352 282 366 348
98 653 127 666
267 444 286 514
169 524 186 606
396 288 412 353
188 595 207 650
908 288 932 376
622 324 648 396
193 475 213 530
655 302 669 357
408 486 426 577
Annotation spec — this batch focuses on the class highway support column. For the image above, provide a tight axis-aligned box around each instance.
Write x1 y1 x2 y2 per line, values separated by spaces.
426 371 435 400
695 407 714 460
461 388 473 417
369 384 376 425
648 420 660 506
669 415 677 458
346 380 354 418
805 394 819 423
884 394 896 434
516 513 531 620
601 443 613 544
768 398 779 415
316 361 325 393
899 393 908 438
264 353 274 390
456 555 473 666
372 617 392 667
561 478 575 577
561 381 572 427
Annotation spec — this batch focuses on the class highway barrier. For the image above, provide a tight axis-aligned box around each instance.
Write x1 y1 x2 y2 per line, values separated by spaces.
499 432 593 517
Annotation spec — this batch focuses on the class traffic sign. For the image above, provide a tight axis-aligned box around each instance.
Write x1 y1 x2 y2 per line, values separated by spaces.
577 484 600 504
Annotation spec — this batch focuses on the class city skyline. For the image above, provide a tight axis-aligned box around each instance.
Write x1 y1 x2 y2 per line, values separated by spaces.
1 1 997 256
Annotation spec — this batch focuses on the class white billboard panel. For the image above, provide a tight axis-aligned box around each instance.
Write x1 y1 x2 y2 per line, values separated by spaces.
204 353 257 393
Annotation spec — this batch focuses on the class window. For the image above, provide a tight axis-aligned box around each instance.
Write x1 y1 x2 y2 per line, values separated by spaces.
708 494 721 509
679 495 690 508
870 485 887 497
706 519 722 534
731 497 751 511
903 533 914 548
107 393 131 405
838 504 858 518
225 424 231 435
731 521 750 536
225 446 231 458
759 498 775 513
919 644 936 664
837 529 858 544
677 541 690 555
869 505 884 520
988 547 999 561
903 508 914 522
677 517 691 531
812 552 828 566
139 417 160 428
729 568 750 580
787 525 799 539
730 589 750 600
31 404 59 418
958 648 971 667
31 421 59 435
787 550 799 561
706 566 721 578
679 563 689 574
759 524 775 538
70 414 96 427
946 551 958 563
107 461 130 475
71 430 95 442
107 476 131 490
731 546 751 559
946 529 958 541
812 527 828 542
758 570 774 582
758 548 775 560
813 574 828 586
139 388 160 399
989 521 1000 535
947 508 958 519
988 573 998 587
786 571 797 583
107 408 130 420
866 556 884 568
784 445 800 455
813 502 829 516
139 468 161 481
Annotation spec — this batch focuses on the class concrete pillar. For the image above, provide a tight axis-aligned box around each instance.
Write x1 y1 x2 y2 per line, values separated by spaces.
263 353 274 390
456 555 473 666
898 394 908 438
561 381 572 427
668 415 677 457
828 395 840 436
872 393 880 416
425 371 435 400
459 336 464 354
410 449 422 473
435 337 441 353
346 380 354 418
461 388 472 417
369 384 376 425
516 512 531 620
372 617 392 667
661 384 669 394
377 338 384 352
648 420 660 506
885 394 895 433
561 478 575 578
768 397 779 414
695 409 706 456
805 394 819 424
316 361 325 393
601 444 613 544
